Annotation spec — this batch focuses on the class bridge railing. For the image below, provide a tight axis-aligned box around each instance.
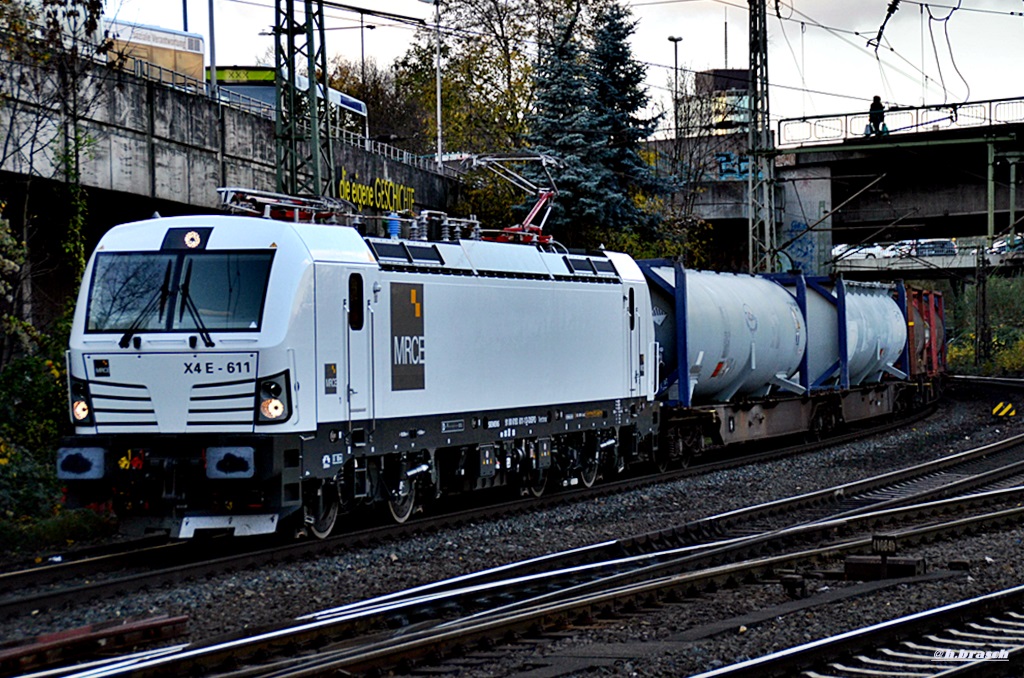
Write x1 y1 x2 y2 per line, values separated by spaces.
778 96 1024 147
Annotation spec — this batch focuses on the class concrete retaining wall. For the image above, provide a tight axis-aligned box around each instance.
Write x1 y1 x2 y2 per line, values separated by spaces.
0 61 450 212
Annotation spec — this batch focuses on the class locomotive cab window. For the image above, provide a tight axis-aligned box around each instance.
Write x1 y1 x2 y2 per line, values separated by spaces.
348 273 364 331
85 250 275 333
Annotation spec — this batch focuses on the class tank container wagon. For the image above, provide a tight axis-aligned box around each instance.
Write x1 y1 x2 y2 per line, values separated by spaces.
637 260 945 467
56 190 660 538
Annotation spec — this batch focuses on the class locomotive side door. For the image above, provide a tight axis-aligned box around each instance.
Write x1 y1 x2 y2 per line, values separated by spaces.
344 270 376 427
626 284 638 395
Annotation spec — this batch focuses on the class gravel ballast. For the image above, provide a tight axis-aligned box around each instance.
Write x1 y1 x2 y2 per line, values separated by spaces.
4 384 1024 677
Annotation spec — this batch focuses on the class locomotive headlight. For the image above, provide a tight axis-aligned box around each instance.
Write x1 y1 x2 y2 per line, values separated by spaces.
72 400 91 421
255 371 291 423
260 397 284 419
68 376 95 426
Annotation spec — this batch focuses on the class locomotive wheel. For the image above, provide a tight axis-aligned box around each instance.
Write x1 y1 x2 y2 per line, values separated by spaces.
675 435 693 469
652 442 671 473
524 469 548 497
579 449 599 488
387 480 417 524
305 481 339 539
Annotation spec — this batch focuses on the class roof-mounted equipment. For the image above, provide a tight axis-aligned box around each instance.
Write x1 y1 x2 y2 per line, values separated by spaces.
218 187 355 224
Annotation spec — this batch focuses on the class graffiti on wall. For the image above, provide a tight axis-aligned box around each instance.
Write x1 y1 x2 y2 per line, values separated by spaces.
782 220 818 273
714 152 761 181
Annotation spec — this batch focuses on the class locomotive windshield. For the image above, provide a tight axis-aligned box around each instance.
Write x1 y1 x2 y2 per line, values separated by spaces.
85 251 275 333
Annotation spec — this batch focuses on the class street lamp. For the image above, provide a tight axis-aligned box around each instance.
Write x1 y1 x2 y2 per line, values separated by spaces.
325 23 376 84
208 0 217 97
668 36 682 138
418 0 442 170
359 15 377 84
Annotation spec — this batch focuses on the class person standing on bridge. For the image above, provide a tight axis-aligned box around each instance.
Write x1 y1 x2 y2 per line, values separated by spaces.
869 95 887 136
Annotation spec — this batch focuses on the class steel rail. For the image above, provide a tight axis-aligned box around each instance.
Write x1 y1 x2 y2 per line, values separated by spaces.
678 430 1024 537
50 474 1024 676
0 407 937 620
691 585 1024 677
948 374 1024 389
0 538 180 594
298 473 1024 633
90 503 1024 677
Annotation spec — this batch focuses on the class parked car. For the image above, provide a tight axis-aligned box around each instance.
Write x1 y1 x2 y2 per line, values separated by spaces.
990 234 1024 254
890 239 957 258
832 243 892 260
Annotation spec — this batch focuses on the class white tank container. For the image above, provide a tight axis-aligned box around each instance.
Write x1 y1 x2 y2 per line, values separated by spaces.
684 271 806 402
802 281 907 386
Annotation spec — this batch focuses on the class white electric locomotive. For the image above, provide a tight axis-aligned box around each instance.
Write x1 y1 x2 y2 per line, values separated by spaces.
57 197 659 537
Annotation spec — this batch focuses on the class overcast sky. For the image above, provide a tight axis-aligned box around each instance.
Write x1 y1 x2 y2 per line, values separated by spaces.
104 1 1024 130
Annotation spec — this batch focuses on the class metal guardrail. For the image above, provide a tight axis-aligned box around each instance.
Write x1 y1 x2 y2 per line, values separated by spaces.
778 96 1024 147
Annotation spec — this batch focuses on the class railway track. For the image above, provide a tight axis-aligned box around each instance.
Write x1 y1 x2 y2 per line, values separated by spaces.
32 429 1024 676
948 374 1024 390
0 407 935 621
693 584 1024 677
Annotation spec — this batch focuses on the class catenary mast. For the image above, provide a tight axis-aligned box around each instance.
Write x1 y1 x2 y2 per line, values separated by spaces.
747 0 776 272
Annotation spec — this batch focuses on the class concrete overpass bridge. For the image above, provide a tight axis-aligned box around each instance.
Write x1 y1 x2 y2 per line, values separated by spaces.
685 96 1024 276
773 97 1024 276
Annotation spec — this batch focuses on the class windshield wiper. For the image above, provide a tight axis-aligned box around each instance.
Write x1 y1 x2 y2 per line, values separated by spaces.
119 262 172 348
178 260 215 347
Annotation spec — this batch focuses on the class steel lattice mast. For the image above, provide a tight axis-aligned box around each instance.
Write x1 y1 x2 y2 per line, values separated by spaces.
747 0 775 272
275 0 335 197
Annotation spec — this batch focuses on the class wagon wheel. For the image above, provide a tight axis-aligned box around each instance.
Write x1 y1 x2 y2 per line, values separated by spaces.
808 410 826 442
579 445 600 488
305 480 339 539
387 478 417 524
808 405 835 442
663 428 699 469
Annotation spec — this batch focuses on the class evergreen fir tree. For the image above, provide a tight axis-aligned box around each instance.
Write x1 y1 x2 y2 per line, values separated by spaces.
589 2 668 238
526 3 667 248
525 12 614 248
